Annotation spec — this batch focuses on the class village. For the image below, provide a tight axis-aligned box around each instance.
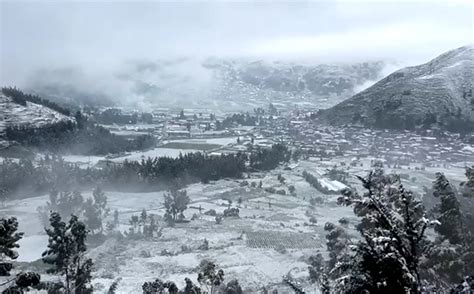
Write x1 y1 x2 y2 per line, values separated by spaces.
95 105 474 172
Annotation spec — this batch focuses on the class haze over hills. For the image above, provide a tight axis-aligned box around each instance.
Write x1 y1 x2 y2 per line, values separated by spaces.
319 45 474 132
22 59 387 111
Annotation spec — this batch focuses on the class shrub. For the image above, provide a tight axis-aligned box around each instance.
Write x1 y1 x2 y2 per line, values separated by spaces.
198 239 209 251
204 209 217 216
223 208 240 217
264 187 276 194
275 189 286 195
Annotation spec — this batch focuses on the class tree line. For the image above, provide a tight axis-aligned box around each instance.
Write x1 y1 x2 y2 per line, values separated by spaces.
0 144 292 201
215 112 260 130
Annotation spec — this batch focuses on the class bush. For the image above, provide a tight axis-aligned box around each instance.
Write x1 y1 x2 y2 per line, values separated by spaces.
239 180 249 187
198 239 209 251
275 189 286 195
338 217 349 226
309 197 324 206
264 187 276 194
223 208 240 217
181 245 191 253
139 250 151 258
160 249 174 256
204 209 217 216
289 185 296 195
224 279 243 294
275 245 287 254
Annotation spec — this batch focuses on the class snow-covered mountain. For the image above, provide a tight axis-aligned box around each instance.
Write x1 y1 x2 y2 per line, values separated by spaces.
25 58 386 111
201 59 385 110
319 45 474 131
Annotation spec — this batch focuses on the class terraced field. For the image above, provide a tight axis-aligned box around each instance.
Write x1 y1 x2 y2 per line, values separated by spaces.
246 231 319 249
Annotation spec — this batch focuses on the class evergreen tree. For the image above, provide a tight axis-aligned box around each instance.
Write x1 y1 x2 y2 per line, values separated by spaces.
0 217 23 276
432 172 463 244
423 171 474 287
140 209 148 228
42 212 93 294
113 210 119 227
307 253 325 284
91 187 109 233
83 198 101 235
460 166 474 198
0 187 8 208
268 103 277 116
331 169 434 293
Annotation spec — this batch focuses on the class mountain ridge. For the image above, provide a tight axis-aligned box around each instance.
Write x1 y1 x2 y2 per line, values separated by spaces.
318 45 474 132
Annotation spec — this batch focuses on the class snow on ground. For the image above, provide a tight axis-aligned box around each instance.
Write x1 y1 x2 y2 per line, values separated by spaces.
318 178 347 192
1 156 469 293
166 137 238 146
61 155 105 167
58 148 200 168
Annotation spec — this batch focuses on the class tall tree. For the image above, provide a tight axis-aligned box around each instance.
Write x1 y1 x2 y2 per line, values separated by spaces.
84 187 109 234
431 172 463 244
332 168 433 293
197 260 224 294
423 170 474 287
42 212 93 294
0 217 23 276
163 188 190 222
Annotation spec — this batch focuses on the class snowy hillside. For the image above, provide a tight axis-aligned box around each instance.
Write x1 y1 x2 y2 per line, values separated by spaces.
319 45 474 131
202 59 386 110
0 93 72 146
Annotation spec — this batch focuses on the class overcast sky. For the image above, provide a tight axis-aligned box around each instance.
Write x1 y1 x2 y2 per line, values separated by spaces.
1 0 472 85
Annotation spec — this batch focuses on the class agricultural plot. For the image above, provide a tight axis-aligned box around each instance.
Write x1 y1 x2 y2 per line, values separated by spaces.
246 231 319 249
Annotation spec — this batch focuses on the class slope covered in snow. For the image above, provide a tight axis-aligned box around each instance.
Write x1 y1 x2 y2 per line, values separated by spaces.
0 93 73 145
319 45 474 131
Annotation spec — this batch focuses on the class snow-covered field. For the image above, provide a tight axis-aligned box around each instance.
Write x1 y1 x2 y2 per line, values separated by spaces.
1 156 469 293
59 148 200 168
58 136 238 168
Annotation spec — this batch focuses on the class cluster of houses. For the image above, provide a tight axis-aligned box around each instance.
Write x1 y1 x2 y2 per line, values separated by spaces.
97 107 473 169
287 119 474 166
